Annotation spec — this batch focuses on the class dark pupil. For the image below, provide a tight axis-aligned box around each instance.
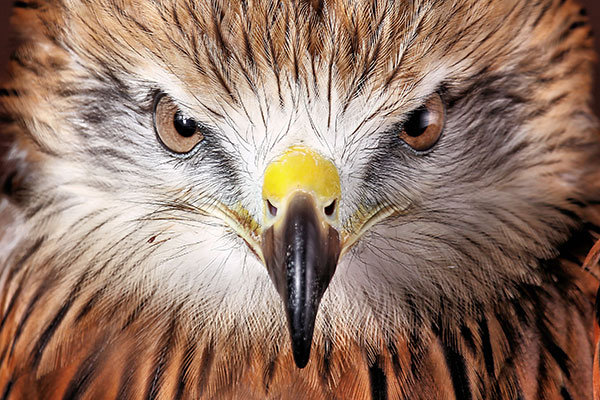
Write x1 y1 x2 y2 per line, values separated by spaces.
403 107 430 137
173 111 198 137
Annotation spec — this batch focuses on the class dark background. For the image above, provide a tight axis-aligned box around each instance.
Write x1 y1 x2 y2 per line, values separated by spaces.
0 1 599 116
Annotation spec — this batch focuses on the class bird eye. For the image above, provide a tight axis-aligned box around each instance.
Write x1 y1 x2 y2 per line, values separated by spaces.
399 93 445 151
153 94 204 154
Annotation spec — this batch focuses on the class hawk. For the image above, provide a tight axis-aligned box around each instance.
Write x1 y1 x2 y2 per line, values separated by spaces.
0 0 599 398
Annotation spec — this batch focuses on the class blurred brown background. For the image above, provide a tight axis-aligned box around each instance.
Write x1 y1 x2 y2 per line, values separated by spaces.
0 0 599 115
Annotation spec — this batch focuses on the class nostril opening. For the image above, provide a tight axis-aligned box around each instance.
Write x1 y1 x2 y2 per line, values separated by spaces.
267 200 278 217
324 200 336 217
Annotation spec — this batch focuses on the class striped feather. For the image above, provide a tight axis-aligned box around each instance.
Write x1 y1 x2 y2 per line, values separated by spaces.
0 0 599 398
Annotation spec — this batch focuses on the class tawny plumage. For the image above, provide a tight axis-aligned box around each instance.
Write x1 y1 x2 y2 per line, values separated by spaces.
0 0 600 398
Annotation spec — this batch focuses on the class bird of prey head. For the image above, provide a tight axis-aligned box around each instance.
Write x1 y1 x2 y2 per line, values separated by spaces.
0 0 599 382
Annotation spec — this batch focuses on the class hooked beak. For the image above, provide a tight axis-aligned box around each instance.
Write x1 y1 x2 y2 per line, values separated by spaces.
260 147 342 368
262 193 341 368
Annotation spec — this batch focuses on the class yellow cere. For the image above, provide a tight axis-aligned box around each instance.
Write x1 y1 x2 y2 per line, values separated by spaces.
262 146 341 205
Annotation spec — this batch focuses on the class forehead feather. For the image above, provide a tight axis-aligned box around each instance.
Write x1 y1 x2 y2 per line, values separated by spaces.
54 0 538 101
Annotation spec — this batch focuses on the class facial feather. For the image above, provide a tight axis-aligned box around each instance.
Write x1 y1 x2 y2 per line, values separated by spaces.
1 0 598 327
0 0 599 396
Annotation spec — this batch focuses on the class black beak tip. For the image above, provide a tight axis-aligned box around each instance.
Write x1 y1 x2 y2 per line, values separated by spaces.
291 337 311 368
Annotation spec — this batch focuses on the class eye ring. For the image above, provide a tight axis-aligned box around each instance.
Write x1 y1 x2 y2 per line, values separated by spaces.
398 93 445 152
153 94 204 154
